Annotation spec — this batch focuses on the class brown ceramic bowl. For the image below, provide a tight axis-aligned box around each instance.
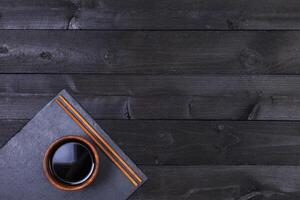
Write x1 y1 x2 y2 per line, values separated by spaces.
43 135 100 191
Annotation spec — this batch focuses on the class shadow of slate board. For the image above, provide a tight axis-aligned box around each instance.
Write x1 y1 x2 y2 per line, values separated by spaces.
0 90 147 200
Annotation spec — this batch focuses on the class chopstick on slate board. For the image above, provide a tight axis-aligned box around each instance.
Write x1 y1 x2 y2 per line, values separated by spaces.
55 95 142 187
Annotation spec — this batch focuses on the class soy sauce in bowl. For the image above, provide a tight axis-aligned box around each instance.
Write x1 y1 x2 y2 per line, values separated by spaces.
49 141 95 185
44 136 100 191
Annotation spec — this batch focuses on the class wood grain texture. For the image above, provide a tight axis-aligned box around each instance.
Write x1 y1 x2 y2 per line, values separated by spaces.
2 0 300 199
2 31 300 74
3 72 300 120
3 120 300 165
132 166 300 200
4 74 300 96
1 0 300 30
3 93 300 120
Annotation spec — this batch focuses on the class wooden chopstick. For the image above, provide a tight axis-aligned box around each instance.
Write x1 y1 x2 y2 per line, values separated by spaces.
55 98 138 187
57 95 142 184
55 96 142 186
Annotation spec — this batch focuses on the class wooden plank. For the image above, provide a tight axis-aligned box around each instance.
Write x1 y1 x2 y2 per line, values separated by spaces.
2 31 300 74
2 0 300 30
133 166 300 199
2 74 300 96
3 120 300 165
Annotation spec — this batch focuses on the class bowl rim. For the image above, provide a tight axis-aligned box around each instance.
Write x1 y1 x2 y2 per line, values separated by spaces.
43 135 100 191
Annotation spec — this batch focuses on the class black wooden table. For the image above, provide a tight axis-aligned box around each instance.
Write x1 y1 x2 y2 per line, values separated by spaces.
2 0 300 199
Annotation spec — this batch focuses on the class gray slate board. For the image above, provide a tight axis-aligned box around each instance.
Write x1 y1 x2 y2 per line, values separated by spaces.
0 90 147 200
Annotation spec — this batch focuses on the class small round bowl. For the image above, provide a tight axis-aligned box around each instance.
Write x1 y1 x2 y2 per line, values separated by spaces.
43 135 100 191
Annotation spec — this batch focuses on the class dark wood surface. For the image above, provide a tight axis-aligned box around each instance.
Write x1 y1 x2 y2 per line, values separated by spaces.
1 1 300 199
133 165 300 199
2 0 300 30
2 31 300 74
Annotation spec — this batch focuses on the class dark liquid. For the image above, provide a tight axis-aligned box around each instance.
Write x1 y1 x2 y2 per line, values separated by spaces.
49 141 95 185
